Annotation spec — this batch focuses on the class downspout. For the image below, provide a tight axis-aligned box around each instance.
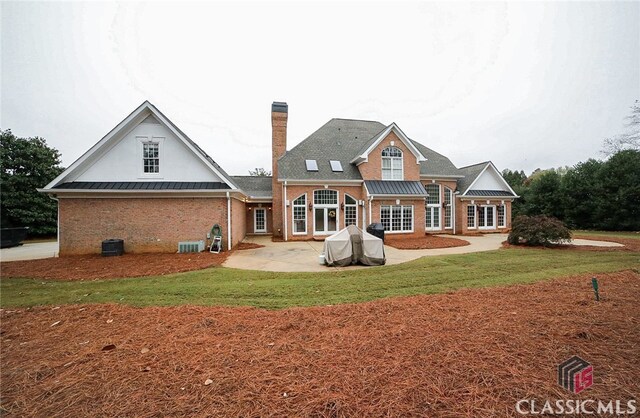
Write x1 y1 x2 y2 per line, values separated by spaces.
368 196 373 225
283 181 288 241
453 191 460 235
48 194 60 255
226 192 232 250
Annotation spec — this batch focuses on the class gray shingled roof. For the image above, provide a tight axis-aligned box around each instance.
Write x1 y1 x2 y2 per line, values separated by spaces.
410 140 463 177
456 162 490 193
231 176 273 198
277 119 386 180
53 181 231 190
149 102 239 189
365 180 428 196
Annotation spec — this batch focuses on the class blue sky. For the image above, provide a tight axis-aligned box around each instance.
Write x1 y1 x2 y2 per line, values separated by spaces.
2 1 638 175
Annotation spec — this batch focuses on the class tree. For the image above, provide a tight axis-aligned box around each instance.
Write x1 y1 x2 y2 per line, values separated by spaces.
521 170 564 220
502 169 527 217
248 167 271 176
0 129 64 235
602 100 640 156
561 159 604 229
595 149 640 230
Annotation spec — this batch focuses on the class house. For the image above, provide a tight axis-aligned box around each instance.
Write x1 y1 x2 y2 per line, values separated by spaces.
40 101 517 255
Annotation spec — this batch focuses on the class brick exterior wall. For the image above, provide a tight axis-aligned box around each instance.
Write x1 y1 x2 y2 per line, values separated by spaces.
230 198 246 246
456 199 512 235
245 203 274 234
369 198 426 238
271 109 287 238
357 131 422 181
58 197 233 255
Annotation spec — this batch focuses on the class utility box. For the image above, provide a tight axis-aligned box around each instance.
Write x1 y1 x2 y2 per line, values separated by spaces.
102 239 124 256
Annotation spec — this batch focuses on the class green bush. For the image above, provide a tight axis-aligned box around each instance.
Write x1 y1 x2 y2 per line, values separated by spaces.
507 215 572 246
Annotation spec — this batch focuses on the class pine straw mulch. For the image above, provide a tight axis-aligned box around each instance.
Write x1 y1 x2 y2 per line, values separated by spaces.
385 235 470 250
1 270 639 417
0 252 229 281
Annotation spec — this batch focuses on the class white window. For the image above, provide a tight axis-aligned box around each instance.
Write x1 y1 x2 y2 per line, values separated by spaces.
344 194 357 227
313 190 339 234
382 147 403 180
444 188 453 229
292 194 307 234
305 160 318 171
143 142 159 173
478 205 496 229
498 204 506 228
425 184 441 231
330 160 343 172
467 205 476 229
381 205 413 232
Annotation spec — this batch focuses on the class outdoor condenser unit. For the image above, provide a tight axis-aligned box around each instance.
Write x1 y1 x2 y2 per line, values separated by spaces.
178 240 205 253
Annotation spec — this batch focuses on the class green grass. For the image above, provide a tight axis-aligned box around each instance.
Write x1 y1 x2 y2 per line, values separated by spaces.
573 230 640 240
2 248 638 309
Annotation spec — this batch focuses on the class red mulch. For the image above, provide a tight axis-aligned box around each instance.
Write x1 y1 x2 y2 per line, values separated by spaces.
385 235 470 250
1 271 638 417
0 252 229 281
502 235 639 252
235 242 265 251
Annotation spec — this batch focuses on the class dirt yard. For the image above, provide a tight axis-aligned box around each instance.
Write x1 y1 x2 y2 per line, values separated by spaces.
1 270 638 417
385 235 470 250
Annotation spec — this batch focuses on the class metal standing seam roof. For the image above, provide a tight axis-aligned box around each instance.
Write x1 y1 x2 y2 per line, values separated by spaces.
52 182 231 190
364 180 428 196
465 190 515 197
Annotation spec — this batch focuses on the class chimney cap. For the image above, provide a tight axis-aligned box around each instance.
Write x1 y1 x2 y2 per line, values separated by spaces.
272 102 288 113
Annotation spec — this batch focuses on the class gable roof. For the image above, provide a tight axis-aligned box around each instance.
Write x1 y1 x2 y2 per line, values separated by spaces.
457 161 517 197
350 123 427 165
42 101 238 191
231 176 272 199
410 140 464 178
277 118 386 180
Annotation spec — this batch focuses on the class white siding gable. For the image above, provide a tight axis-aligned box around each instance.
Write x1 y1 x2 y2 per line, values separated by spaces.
71 115 222 183
471 165 510 191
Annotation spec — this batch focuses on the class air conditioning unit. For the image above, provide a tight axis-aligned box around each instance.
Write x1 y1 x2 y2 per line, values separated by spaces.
178 240 205 253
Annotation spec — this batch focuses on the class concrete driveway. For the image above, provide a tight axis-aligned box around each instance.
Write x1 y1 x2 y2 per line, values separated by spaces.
0 241 59 262
224 234 508 272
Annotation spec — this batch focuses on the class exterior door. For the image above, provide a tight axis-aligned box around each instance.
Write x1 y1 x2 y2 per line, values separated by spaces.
478 206 496 229
425 206 440 230
314 207 338 234
254 208 267 233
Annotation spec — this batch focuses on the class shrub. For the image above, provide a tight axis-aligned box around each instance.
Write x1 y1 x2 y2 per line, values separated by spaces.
507 215 572 247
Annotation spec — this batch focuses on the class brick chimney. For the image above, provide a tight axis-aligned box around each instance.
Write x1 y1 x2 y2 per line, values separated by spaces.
271 102 287 238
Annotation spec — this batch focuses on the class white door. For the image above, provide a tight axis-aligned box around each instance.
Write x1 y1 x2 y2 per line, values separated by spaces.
314 207 338 235
254 208 267 233
425 206 441 230
478 206 496 230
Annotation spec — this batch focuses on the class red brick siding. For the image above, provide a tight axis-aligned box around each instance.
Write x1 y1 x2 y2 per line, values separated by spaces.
230 198 247 247
271 111 287 238
456 199 512 235
245 203 274 234
357 131 421 181
58 197 228 255
369 199 426 238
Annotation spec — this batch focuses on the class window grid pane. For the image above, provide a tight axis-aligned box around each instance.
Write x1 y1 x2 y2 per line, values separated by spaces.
497 205 505 227
381 205 413 232
381 206 391 231
293 195 306 233
467 205 476 228
143 143 159 173
314 190 337 205
425 184 440 205
444 189 452 229
382 147 403 180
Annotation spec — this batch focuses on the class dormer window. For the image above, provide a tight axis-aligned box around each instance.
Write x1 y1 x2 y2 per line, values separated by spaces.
382 146 403 180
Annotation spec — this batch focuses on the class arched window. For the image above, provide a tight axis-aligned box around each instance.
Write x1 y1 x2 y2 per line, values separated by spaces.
292 194 307 234
382 147 403 180
344 194 357 227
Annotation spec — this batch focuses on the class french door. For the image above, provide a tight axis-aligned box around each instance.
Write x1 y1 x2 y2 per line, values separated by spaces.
425 206 441 230
314 207 338 234
254 208 267 233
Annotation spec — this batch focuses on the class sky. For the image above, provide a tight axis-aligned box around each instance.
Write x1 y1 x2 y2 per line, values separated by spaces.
2 1 639 176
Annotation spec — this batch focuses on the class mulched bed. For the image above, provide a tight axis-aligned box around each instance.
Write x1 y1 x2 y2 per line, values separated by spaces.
385 235 470 249
2 270 638 417
0 252 229 281
503 235 639 252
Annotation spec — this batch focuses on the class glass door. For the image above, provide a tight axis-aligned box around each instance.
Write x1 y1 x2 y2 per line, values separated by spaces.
254 208 267 233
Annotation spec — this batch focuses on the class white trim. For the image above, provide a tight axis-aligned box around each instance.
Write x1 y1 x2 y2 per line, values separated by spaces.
461 162 518 197
226 192 232 250
381 146 404 180
275 179 363 186
43 101 238 190
420 174 465 180
380 204 414 233
478 205 497 230
137 136 165 179
343 193 358 228
254 207 267 233
291 193 307 235
312 189 339 235
350 123 427 165
466 204 477 230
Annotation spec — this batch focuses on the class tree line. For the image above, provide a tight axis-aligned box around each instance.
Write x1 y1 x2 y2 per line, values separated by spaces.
503 149 640 231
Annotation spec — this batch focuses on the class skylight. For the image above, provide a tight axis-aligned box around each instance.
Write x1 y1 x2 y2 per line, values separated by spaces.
305 159 318 171
330 160 343 172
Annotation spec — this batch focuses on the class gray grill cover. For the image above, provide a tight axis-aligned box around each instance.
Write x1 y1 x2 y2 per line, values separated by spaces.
323 225 385 267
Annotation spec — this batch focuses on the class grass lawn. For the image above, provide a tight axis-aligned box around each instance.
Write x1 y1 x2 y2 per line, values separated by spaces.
573 230 640 240
2 248 638 309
